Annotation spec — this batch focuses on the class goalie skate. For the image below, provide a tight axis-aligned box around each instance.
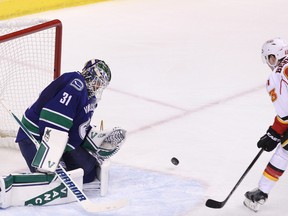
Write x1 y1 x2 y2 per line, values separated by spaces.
243 188 268 212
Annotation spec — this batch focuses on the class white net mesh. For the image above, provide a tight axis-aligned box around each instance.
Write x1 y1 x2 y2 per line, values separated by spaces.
0 18 61 149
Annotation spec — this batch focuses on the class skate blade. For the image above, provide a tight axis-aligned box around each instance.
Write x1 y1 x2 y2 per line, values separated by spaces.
243 198 260 212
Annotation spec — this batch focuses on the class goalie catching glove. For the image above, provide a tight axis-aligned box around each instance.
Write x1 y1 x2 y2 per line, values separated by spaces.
82 126 126 163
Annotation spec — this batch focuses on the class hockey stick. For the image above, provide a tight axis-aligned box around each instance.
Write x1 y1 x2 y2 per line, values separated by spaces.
0 101 128 213
205 148 264 209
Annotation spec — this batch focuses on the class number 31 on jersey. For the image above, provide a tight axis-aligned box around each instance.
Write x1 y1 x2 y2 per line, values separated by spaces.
60 92 72 106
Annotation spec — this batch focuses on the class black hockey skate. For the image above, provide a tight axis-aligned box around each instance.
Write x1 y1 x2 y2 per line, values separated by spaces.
243 188 268 212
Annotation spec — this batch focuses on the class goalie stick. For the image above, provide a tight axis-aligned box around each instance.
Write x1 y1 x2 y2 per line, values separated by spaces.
205 148 264 209
0 101 128 213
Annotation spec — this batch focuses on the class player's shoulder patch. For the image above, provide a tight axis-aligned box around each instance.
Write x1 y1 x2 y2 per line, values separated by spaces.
70 78 84 91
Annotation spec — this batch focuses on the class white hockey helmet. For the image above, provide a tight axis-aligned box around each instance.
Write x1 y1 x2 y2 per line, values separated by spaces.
82 59 111 100
261 37 288 69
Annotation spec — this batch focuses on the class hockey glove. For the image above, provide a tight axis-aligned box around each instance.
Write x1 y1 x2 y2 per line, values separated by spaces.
257 126 281 152
82 126 126 163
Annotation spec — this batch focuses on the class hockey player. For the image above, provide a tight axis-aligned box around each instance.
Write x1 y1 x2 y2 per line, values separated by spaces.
15 59 126 186
0 59 126 208
244 38 288 212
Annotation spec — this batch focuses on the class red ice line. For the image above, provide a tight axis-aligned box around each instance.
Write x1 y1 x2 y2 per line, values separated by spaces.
109 85 264 134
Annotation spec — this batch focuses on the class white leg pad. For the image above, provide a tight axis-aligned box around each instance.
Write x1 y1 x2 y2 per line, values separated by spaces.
81 159 111 196
0 168 83 208
98 159 111 196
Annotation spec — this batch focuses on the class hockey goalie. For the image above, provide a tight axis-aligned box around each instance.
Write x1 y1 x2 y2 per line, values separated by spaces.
0 59 126 208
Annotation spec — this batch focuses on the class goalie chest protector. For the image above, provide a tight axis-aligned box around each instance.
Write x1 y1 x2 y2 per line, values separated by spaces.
16 72 98 150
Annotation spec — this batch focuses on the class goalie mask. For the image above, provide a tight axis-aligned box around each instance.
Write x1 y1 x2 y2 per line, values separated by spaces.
82 59 112 100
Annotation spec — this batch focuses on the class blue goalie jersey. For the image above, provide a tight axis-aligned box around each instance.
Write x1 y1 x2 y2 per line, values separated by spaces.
16 72 97 151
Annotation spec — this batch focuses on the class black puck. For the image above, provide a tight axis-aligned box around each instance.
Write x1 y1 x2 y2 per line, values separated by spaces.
171 157 179 166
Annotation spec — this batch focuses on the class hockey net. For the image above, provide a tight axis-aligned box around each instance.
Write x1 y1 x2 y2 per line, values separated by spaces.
0 18 62 149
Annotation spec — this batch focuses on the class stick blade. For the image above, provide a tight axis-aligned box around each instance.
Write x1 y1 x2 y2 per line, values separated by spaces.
205 199 225 209
82 199 128 213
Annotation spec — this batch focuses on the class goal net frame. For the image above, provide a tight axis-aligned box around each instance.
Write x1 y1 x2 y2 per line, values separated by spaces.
0 19 62 79
0 19 62 148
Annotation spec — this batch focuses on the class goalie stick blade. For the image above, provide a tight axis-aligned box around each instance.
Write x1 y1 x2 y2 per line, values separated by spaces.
82 198 128 213
205 199 226 209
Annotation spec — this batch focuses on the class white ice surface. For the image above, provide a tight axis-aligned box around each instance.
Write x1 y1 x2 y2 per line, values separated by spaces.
1 0 288 215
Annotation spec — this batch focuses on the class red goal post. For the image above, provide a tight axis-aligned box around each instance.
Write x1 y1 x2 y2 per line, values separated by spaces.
0 18 62 148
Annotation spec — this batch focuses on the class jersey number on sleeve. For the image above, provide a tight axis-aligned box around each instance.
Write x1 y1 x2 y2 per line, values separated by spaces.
60 92 72 106
269 88 277 102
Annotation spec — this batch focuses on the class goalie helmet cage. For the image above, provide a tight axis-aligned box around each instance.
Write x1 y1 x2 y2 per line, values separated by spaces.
0 18 62 149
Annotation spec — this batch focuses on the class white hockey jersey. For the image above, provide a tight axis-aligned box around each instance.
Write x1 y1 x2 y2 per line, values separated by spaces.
266 57 288 135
